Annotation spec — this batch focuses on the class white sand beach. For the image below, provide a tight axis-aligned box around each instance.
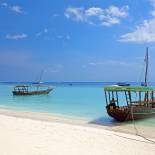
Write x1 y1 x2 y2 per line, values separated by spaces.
0 109 155 155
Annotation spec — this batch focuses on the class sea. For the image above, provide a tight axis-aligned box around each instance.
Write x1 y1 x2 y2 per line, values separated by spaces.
0 82 155 127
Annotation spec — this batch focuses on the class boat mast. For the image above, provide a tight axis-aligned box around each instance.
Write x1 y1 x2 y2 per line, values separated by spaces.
38 70 44 83
144 47 148 87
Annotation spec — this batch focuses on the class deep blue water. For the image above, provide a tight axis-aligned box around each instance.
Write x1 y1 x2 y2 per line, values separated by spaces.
0 82 155 127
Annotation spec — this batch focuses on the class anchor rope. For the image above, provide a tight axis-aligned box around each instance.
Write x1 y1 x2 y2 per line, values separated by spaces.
130 93 155 144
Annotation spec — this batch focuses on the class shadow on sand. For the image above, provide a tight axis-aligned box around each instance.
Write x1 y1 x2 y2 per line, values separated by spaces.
88 116 122 126
88 116 155 127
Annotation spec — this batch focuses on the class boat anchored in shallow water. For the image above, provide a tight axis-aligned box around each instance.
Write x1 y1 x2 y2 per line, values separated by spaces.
104 85 155 121
12 85 53 95
104 48 155 121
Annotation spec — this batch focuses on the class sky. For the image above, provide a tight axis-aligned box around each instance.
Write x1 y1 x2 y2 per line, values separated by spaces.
0 0 155 82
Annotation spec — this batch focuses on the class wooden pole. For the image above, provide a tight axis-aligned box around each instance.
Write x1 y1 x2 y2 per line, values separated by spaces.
104 91 108 105
144 47 148 87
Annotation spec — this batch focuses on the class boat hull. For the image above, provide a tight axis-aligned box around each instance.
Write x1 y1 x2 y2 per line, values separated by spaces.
106 105 155 122
12 88 53 95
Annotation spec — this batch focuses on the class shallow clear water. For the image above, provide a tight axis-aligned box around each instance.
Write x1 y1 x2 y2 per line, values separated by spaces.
0 84 107 119
0 82 154 127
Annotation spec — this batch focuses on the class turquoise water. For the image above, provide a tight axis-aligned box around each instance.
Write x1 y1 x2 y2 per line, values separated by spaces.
0 83 154 127
0 84 107 119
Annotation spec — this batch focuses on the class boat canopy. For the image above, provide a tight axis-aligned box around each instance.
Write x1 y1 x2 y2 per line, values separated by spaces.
14 85 29 88
104 86 153 92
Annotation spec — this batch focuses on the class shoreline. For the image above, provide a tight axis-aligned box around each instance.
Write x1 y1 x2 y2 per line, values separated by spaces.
0 108 155 155
0 108 155 139
0 107 89 125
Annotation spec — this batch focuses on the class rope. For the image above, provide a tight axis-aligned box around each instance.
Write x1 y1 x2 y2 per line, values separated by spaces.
130 105 155 144
130 105 138 135
123 92 155 144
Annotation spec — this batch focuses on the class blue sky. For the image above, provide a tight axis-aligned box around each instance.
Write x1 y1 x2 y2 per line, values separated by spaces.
0 0 155 82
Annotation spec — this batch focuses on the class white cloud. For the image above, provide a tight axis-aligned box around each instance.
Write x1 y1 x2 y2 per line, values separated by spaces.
65 5 128 27
56 35 71 40
36 28 49 37
65 7 85 22
6 33 27 40
9 5 22 13
66 35 71 40
44 28 48 33
1 2 23 13
53 14 59 17
88 60 138 67
119 19 155 43
101 17 120 26
106 5 128 17
119 0 155 43
1 2 8 7
85 7 103 16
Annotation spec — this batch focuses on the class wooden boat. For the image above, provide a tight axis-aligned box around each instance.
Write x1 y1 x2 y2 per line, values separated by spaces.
104 47 155 121
104 86 155 121
12 85 53 95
